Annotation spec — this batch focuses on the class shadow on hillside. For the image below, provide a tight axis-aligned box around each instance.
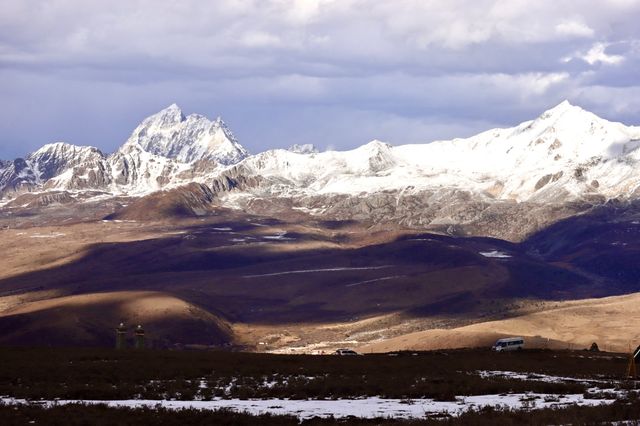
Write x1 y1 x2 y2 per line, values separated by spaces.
2 209 640 346
522 199 640 291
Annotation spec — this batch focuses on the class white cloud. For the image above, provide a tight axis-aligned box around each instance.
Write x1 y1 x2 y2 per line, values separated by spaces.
514 72 571 95
555 20 595 38
581 43 625 65
0 0 639 157
239 31 282 48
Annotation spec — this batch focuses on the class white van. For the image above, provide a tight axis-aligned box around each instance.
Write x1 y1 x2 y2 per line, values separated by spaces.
334 348 360 356
492 337 525 352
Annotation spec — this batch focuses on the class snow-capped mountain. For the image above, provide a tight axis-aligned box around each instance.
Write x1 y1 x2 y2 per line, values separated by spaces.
3 101 640 240
0 143 106 196
28 143 106 182
0 105 249 197
121 104 248 165
103 104 248 193
223 101 640 203
205 101 640 239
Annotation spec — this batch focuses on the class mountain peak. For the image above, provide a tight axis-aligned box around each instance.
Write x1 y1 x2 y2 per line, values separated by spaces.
555 99 573 108
25 141 106 183
121 106 248 165
147 104 186 126
359 140 393 151
537 100 585 121
31 141 100 155
163 103 182 113
288 144 319 154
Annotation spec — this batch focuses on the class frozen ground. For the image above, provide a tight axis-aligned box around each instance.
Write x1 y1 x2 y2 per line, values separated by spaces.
2 367 625 420
0 393 617 419
478 370 620 386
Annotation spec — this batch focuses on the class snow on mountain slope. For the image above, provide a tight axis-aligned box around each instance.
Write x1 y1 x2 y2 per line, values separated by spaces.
0 142 109 195
391 100 640 201
288 144 320 154
106 143 194 194
3 100 640 240
28 142 106 182
189 101 640 241
31 106 250 196
224 101 640 203
0 158 39 195
121 104 248 165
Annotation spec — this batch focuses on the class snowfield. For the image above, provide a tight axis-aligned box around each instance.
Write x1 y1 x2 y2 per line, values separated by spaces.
0 393 617 419
0 370 626 420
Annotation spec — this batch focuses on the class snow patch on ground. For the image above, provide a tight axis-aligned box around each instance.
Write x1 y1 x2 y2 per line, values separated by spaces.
244 265 394 279
0 393 616 419
262 231 295 241
478 370 620 386
479 250 512 258
29 232 66 238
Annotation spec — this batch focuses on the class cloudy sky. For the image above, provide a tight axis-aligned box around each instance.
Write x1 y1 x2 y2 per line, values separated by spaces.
1 0 639 158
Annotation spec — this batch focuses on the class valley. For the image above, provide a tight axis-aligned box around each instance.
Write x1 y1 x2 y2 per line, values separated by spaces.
1 199 639 352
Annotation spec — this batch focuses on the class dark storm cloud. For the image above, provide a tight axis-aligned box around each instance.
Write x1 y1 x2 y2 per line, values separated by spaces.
0 0 639 159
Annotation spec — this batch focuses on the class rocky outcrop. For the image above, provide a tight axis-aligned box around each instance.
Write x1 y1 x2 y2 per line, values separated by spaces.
7 191 75 208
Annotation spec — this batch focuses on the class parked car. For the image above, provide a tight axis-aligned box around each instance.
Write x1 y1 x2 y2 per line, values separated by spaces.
334 348 359 356
491 337 525 352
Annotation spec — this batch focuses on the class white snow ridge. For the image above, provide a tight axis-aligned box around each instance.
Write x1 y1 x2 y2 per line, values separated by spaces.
3 101 640 222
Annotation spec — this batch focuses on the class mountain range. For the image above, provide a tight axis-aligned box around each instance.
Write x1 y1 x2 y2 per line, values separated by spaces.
2 101 640 350
2 101 640 240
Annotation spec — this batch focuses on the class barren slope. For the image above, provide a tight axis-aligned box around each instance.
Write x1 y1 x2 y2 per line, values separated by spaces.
361 292 640 353
0 200 639 350
0 291 231 347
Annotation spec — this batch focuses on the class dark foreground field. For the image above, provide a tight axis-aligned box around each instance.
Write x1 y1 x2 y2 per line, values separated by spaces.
1 347 639 424
0 347 631 400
